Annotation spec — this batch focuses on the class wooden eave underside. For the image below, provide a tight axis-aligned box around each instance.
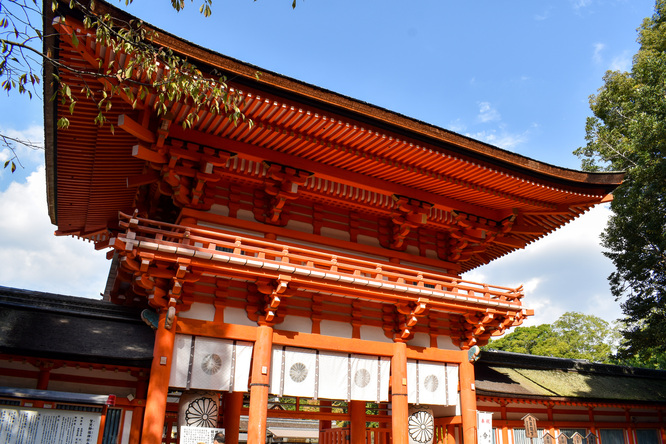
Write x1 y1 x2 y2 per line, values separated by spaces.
45 2 623 272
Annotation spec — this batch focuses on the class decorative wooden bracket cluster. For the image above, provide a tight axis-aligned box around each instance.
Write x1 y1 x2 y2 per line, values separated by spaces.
446 209 531 263
120 114 237 210
117 252 201 312
248 275 292 325
263 163 312 225
390 195 433 249
454 312 496 349
453 302 527 348
395 299 428 341
446 211 497 262
112 215 202 311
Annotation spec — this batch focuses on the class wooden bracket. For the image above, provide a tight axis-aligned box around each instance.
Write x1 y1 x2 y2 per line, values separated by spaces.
254 276 292 324
395 299 428 341
390 195 433 249
263 163 312 225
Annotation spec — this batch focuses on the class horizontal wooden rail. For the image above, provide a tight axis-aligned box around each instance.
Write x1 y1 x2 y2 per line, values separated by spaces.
116 212 525 311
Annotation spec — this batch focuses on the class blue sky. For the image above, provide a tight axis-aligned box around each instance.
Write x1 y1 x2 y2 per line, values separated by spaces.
0 0 657 327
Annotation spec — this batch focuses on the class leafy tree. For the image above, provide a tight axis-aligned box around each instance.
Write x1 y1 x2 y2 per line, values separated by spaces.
574 0 666 365
0 0 266 172
483 324 556 355
485 312 618 363
610 343 666 369
550 312 617 362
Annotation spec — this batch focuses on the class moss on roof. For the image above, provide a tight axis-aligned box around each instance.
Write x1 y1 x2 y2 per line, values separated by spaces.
491 367 666 401
476 350 666 403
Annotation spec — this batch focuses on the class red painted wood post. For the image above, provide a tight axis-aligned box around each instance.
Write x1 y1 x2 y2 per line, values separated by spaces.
224 391 244 444
36 364 51 390
391 341 409 444
319 399 333 443
129 405 144 444
247 324 273 444
350 400 367 443
141 309 176 444
459 355 478 444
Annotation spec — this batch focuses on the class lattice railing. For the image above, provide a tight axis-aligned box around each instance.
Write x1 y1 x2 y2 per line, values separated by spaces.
115 212 524 311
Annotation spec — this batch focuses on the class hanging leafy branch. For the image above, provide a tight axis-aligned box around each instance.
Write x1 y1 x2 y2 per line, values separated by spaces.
0 0 268 171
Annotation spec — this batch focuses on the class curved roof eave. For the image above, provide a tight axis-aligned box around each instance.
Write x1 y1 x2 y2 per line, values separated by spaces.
86 0 624 192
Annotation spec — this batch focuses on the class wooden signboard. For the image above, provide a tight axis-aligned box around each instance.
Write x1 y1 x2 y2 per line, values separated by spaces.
572 432 584 444
0 406 101 444
543 432 555 444
477 411 493 444
180 427 225 444
558 433 569 444
521 414 538 439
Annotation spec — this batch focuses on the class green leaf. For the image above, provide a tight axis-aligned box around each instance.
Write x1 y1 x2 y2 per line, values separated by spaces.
57 117 70 129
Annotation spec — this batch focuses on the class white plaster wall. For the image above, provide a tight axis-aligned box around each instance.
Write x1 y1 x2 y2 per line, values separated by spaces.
405 245 420 256
407 332 430 348
120 410 133 444
360 325 392 344
278 315 313 334
197 221 263 238
178 302 215 322
319 320 353 339
275 236 387 262
50 367 138 381
320 226 351 242
49 380 134 397
208 203 229 217
237 209 257 223
437 336 458 351
285 219 313 234
224 307 256 327
0 375 35 389
357 234 381 248
400 260 450 275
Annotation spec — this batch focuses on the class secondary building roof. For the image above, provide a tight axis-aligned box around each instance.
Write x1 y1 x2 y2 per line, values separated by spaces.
0 286 154 367
2 287 665 406
476 349 666 404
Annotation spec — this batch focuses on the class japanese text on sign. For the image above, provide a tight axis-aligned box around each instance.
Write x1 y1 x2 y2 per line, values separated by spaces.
0 407 101 444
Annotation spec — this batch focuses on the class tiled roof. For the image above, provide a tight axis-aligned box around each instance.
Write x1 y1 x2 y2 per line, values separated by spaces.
476 350 666 403
4 286 665 406
43 0 623 272
0 286 154 367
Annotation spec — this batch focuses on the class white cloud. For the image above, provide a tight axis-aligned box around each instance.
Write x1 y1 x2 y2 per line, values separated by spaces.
609 50 632 72
0 165 109 298
462 204 621 329
571 0 593 10
477 102 501 123
534 11 550 21
0 125 45 179
448 119 467 133
593 42 605 64
466 128 529 150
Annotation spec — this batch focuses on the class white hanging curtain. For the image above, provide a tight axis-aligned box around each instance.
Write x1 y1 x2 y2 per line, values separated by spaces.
407 360 459 406
270 347 390 402
269 347 317 398
317 350 350 400
349 353 391 402
170 334 193 389
169 334 253 392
